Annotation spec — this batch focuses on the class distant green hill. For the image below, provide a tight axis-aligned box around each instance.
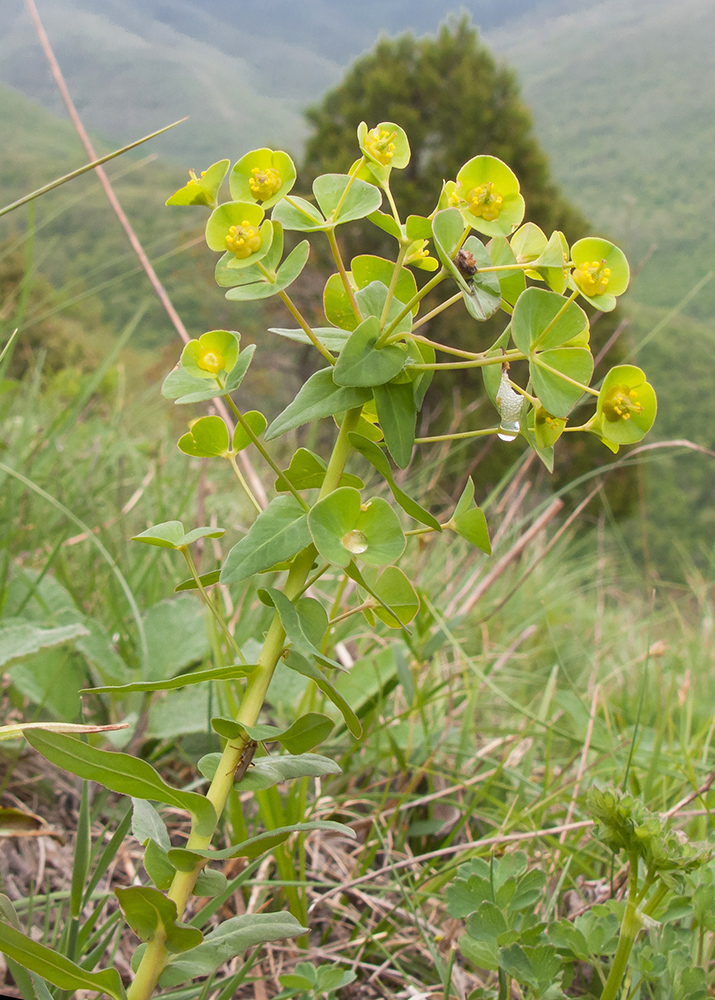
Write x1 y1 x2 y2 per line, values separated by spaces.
489 0 715 322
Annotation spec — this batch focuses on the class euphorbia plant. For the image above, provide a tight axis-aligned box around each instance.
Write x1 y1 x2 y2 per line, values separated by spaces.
3 121 658 998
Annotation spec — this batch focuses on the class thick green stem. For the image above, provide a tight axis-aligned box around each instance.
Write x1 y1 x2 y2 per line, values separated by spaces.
599 856 641 1000
127 407 363 1000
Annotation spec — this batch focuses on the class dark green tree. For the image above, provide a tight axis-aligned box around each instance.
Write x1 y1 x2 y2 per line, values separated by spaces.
303 16 587 241
301 17 632 510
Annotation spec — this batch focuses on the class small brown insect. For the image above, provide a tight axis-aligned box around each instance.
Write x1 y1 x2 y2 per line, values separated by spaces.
454 248 478 278
232 739 258 783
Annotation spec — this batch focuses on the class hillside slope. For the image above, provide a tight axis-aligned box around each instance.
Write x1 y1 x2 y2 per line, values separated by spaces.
488 0 715 320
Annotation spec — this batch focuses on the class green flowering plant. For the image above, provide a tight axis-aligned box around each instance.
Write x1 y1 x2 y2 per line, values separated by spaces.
8 122 658 1000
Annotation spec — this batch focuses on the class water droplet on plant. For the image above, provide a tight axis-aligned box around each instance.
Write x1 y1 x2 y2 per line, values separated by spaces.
342 529 369 554
498 419 520 442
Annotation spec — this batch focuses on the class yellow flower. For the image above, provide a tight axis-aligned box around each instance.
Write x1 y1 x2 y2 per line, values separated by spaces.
364 126 396 166
248 166 282 202
573 259 611 297
464 182 504 222
224 221 263 259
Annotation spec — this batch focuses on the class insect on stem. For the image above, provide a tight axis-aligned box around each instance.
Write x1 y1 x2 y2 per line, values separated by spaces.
232 739 258 783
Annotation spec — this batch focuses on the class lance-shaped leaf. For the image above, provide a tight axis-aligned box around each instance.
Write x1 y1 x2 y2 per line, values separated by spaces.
158 912 308 988
308 488 405 569
446 479 491 554
225 240 310 301
248 713 334 754
24 730 216 837
115 886 202 953
348 432 440 529
198 750 341 791
531 347 594 418
131 520 225 549
88 662 257 695
512 287 589 354
220 496 311 585
268 326 351 352
2 722 127 743
266 368 371 441
259 588 344 672
333 316 407 388
286 650 362 737
0 921 125 999
169 820 353 870
373 381 416 469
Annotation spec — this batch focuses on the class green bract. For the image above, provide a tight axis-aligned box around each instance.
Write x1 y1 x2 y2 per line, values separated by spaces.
166 159 230 208
180 330 240 380
451 155 525 237
229 148 296 209
592 364 657 446
308 488 405 568
205 201 273 269
569 237 630 311
357 120 410 179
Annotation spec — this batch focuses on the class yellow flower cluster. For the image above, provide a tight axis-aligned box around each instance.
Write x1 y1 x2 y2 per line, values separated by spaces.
464 182 504 221
573 259 611 297
248 166 282 201
603 385 643 423
364 127 396 166
224 222 262 259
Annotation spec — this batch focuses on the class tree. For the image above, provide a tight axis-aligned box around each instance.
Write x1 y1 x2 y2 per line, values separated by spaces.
301 18 633 509
303 16 587 241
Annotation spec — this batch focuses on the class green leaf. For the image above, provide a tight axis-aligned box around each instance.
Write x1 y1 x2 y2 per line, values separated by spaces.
348 432 440 529
177 415 230 458
174 570 221 593
364 566 420 627
465 900 509 943
220 496 311 585
132 799 170 852
232 409 267 451
313 173 382 225
333 316 407 388
352 255 418 311
131 520 225 550
531 347 594 417
259 588 344 672
406 214 433 239
266 368 371 441
24 731 216 837
193 867 228 897
0 621 88 668
158 912 307 988
367 209 402 239
197 749 341 790
225 240 310 301
308 487 405 569
166 159 230 208
487 236 525 310
512 287 589 353
323 271 359 332
168 820 354 865
272 194 327 232
275 447 363 493
143 838 176 891
268 326 351 352
356 280 412 335
285 651 362 738
0 921 125 998
271 713 334 754
115 886 203 953
89 662 256 695
373 381 416 468
448 478 491 554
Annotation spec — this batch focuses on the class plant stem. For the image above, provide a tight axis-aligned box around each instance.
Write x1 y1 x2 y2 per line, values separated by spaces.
127 408 363 1000
409 291 462 333
277 288 336 366
415 428 499 444
379 244 408 331
326 228 362 322
599 854 641 1000
381 267 448 340
181 547 246 664
409 352 524 372
228 454 262 513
